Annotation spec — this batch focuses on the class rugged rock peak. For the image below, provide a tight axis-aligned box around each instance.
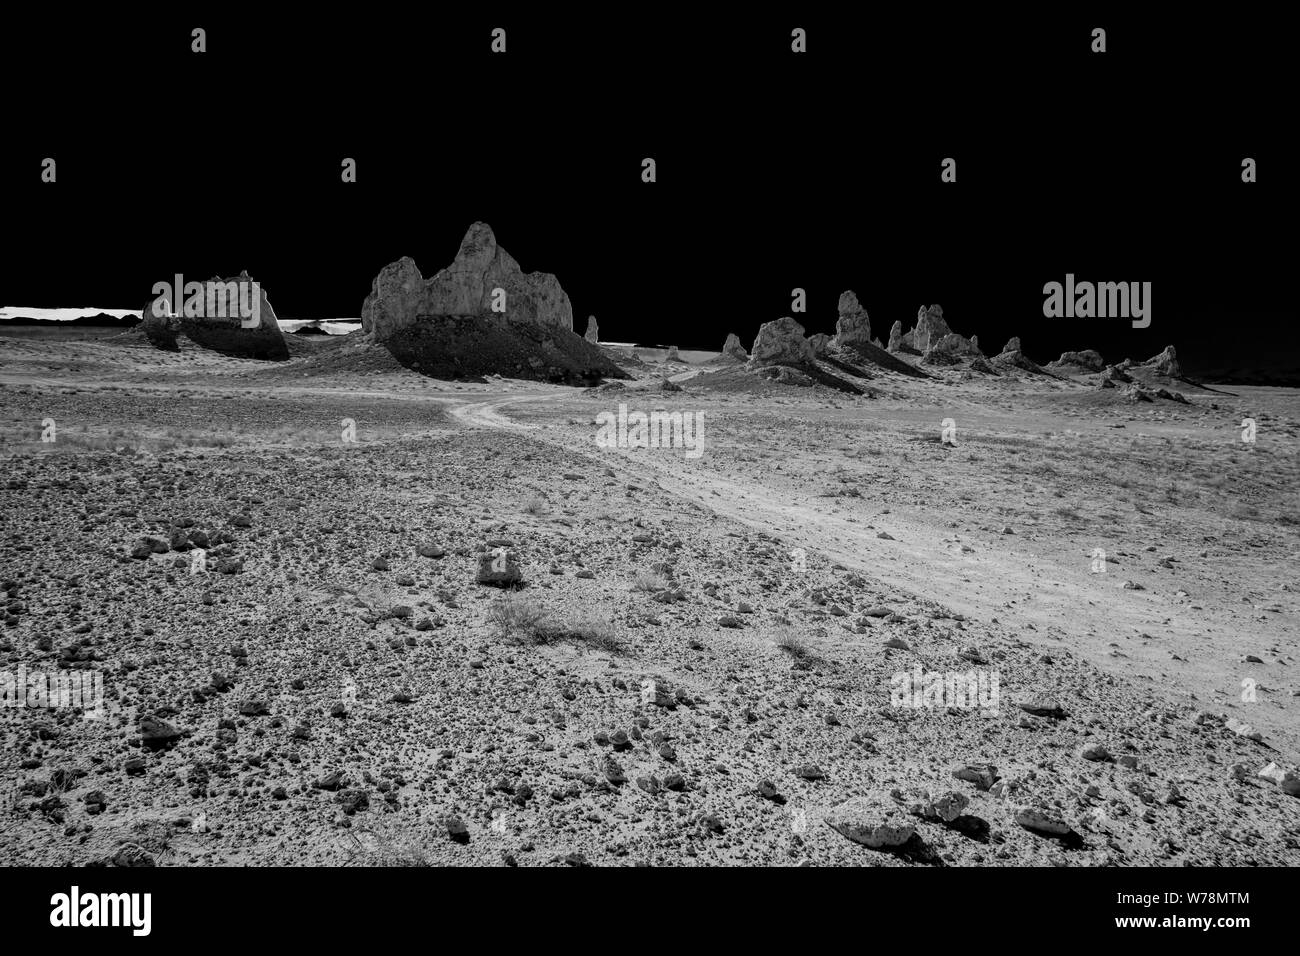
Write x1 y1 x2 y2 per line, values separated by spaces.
585 315 599 343
1145 344 1182 378
749 316 813 366
722 332 749 360
912 304 953 352
361 222 574 340
834 290 872 348
808 332 831 357
1001 336 1022 354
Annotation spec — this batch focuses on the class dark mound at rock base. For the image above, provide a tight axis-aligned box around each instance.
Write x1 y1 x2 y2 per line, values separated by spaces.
379 314 628 385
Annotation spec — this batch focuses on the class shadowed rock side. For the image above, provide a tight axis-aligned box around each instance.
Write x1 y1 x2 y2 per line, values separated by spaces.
136 272 289 360
362 222 573 339
360 222 624 384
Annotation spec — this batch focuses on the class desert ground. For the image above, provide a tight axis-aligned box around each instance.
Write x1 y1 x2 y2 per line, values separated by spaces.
1 330 1297 866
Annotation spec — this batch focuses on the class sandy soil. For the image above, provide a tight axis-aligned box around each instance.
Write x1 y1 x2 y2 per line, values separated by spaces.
1 331 1297 866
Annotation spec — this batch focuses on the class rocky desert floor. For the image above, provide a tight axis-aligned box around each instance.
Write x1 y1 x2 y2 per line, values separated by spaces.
1 332 1298 866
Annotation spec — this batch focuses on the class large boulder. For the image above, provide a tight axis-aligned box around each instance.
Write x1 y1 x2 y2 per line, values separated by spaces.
361 222 573 340
584 315 599 343
722 333 748 361
140 271 289 360
912 305 952 352
1144 345 1182 378
833 291 872 349
823 794 915 849
749 317 813 366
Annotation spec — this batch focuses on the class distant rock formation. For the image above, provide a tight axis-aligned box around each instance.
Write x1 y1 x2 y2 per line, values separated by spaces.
912 305 952 352
808 333 831 357
749 317 813 366
923 331 984 365
1098 364 1132 388
722 333 748 361
993 338 1050 375
1120 382 1188 403
361 222 573 341
665 345 681 362
1050 349 1105 372
584 315 599 343
140 271 289 360
833 291 872 349
356 223 623 385
1144 345 1182 378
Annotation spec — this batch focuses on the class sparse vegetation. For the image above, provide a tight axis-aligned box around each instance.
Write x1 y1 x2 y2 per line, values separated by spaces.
490 594 625 652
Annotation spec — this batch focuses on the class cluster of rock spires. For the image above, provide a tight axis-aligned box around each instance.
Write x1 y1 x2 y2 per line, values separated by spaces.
723 290 1188 399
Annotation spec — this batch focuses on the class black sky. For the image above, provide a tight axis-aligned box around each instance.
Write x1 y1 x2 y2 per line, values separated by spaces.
1 8 1294 376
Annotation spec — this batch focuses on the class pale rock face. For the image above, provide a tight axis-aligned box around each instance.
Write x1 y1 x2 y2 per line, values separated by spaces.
361 222 573 339
584 315 599 343
887 320 905 352
1001 337 1022 355
1145 345 1182 378
833 290 872 349
722 333 748 360
665 345 681 362
912 304 952 352
749 316 813 366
